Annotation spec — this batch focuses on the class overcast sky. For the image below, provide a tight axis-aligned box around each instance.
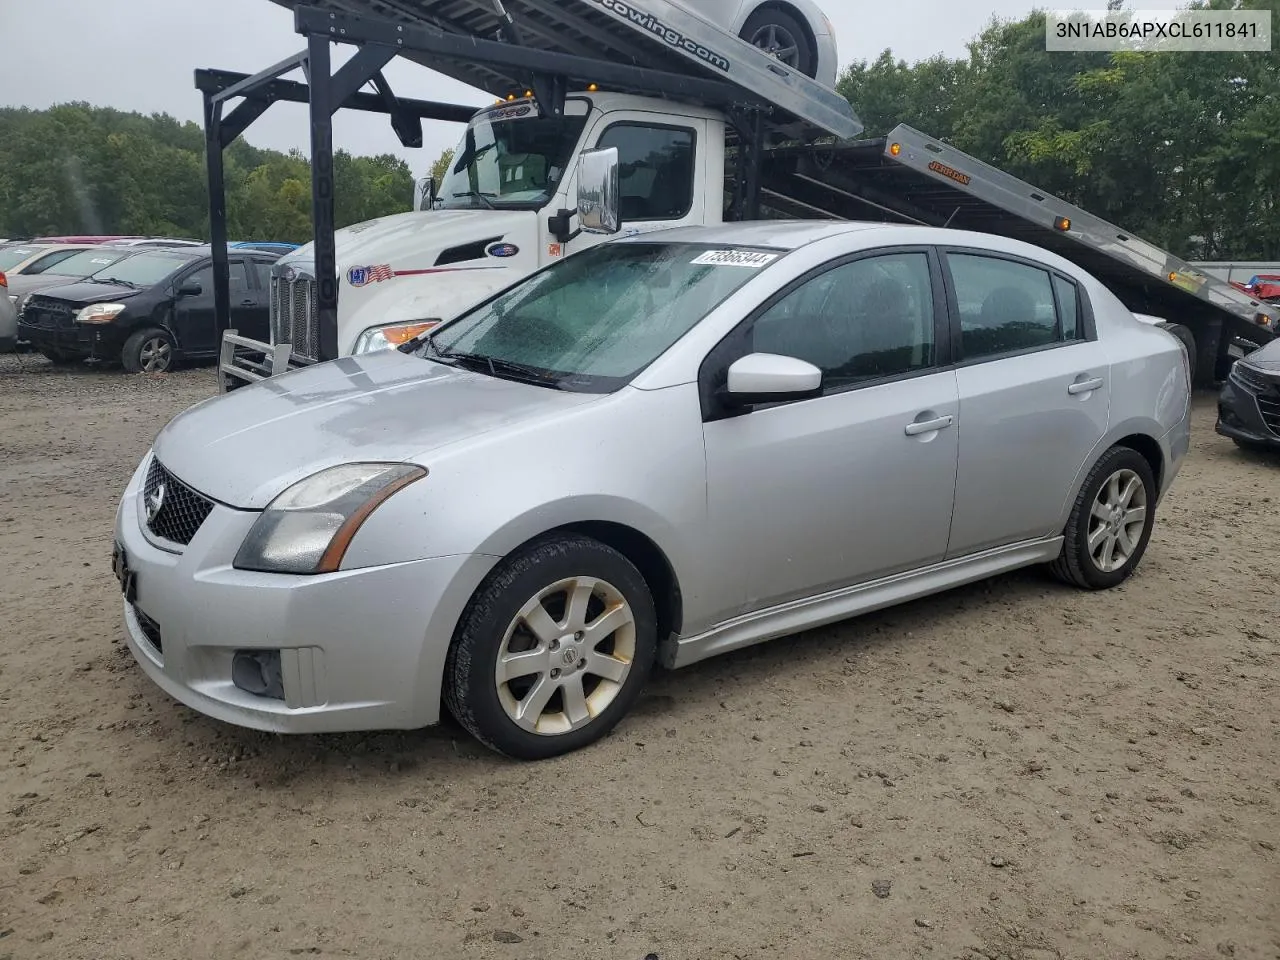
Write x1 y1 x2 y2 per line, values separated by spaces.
1 0 1169 173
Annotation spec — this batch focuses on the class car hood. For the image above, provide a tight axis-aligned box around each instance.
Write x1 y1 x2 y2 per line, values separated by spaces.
25 280 142 306
151 350 602 510
1243 337 1280 370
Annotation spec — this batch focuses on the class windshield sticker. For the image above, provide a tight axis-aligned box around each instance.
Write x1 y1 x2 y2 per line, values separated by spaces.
485 104 534 123
690 250 779 268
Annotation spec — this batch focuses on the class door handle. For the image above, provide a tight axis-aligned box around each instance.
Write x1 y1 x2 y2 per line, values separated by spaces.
905 415 954 436
239 299 255 307
1068 377 1105 396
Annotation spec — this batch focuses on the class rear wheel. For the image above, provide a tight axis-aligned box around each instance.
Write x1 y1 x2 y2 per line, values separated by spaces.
1050 446 1157 590
121 327 176 374
740 8 817 78
443 535 657 760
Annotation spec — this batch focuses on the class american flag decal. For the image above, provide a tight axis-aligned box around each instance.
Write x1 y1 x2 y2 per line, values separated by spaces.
347 264 394 287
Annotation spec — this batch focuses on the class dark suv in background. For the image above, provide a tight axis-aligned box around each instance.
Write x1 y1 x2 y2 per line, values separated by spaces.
19 246 284 372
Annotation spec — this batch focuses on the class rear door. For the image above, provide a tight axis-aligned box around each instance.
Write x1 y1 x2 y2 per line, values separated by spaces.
942 248 1111 558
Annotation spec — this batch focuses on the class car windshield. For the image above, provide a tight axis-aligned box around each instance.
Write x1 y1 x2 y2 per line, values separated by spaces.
422 242 784 392
0 246 43 271
437 102 588 211
88 253 194 286
33 248 128 278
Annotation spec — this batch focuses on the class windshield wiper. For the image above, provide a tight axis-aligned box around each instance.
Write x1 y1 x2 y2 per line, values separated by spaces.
444 351 562 388
451 190 498 210
94 276 138 288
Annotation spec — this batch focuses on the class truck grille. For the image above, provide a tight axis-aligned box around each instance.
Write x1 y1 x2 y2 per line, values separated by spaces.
143 457 216 546
270 273 319 362
21 297 76 330
1232 364 1280 436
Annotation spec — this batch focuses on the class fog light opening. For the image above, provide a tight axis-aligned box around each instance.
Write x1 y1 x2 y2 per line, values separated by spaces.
232 650 285 701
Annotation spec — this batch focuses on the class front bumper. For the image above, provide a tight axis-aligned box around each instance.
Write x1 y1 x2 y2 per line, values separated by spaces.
18 319 124 359
1216 374 1280 450
114 455 496 733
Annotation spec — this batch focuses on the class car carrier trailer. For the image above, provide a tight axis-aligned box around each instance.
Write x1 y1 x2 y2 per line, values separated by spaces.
201 1 1276 391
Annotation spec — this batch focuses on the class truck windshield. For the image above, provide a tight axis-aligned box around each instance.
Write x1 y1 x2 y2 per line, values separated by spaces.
437 103 588 211
422 242 784 392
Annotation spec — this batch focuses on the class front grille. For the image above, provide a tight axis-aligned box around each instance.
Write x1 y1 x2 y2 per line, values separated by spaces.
1232 363 1280 437
133 606 163 654
21 297 76 330
270 273 318 362
143 457 216 546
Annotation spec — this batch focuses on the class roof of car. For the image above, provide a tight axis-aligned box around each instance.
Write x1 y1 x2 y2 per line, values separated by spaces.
620 220 887 251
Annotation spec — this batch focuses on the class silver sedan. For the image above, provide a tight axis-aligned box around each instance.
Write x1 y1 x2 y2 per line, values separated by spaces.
113 221 1192 760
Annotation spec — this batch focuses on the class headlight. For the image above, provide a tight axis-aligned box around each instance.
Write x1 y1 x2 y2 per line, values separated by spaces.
75 302 128 324
352 320 442 354
233 463 427 574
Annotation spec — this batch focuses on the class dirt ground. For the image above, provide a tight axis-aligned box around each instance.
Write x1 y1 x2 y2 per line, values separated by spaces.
0 352 1277 960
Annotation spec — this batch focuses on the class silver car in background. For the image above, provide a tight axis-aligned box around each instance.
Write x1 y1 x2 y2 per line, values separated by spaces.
112 222 1191 760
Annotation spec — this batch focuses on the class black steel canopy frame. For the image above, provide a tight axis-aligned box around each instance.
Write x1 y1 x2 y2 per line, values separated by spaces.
198 3 773 367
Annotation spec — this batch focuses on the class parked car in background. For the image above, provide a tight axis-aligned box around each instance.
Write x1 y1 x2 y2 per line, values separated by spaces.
0 272 16 352
5 245 137 320
0 240 105 278
232 241 300 254
20 245 285 372
111 222 1191 759
1217 339 1280 453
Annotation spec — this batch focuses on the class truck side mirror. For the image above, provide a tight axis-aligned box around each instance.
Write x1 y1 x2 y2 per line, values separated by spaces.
577 147 621 235
413 176 437 211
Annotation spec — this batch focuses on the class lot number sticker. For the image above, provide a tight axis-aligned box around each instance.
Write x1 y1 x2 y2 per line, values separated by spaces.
691 250 778 268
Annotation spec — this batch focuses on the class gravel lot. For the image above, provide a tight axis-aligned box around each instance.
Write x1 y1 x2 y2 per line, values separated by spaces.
1 352 1277 960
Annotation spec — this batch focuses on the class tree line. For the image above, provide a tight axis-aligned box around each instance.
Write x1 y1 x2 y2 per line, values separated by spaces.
1 0 1276 259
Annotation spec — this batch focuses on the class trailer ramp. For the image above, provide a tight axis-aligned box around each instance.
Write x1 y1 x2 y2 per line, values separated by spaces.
759 123 1277 377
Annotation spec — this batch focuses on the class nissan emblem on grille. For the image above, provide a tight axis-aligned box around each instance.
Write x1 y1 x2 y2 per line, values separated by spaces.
142 458 216 546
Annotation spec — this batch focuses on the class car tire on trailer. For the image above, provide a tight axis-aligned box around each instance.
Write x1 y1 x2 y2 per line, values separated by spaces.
740 8 817 78
443 534 658 760
1162 322 1197 383
1050 446 1158 591
121 327 176 374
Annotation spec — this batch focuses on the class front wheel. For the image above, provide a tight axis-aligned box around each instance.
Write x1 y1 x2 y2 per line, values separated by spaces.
443 535 657 760
121 327 176 374
740 9 817 78
1050 446 1157 590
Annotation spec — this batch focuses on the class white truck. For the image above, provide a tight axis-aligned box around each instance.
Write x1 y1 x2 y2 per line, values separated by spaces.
215 0 1278 388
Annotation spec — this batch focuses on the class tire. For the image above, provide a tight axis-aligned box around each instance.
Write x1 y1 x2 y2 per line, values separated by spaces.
740 8 817 78
1162 322 1197 384
1050 446 1157 590
121 327 176 374
443 534 658 761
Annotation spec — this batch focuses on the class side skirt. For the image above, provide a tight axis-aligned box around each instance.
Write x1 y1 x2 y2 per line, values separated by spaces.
661 537 1065 670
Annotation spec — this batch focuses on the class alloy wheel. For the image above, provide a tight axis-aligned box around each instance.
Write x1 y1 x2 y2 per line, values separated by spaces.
494 576 637 736
748 23 801 69
138 336 173 373
1088 468 1148 573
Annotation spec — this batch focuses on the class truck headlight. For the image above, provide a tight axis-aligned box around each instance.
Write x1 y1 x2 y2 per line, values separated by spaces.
233 463 427 574
75 303 128 324
353 320 442 354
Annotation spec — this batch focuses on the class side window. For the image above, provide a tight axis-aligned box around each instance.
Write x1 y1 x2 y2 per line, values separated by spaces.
23 250 80 275
947 253 1063 359
1053 274 1081 340
183 265 214 296
751 252 937 390
250 260 274 289
228 260 251 292
596 124 695 221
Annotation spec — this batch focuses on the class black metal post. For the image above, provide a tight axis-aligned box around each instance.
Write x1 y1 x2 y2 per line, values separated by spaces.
307 32 339 363
204 92 232 361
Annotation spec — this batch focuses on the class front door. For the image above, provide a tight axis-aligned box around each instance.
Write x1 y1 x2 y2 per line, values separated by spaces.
941 248 1112 557
702 248 960 618
171 262 216 355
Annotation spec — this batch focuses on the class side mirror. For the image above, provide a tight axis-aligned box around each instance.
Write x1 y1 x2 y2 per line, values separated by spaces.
413 175 437 211
577 146 621 235
724 353 822 406
177 278 203 297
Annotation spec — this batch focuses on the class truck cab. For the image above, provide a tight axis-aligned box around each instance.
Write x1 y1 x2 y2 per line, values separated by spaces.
266 92 726 363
